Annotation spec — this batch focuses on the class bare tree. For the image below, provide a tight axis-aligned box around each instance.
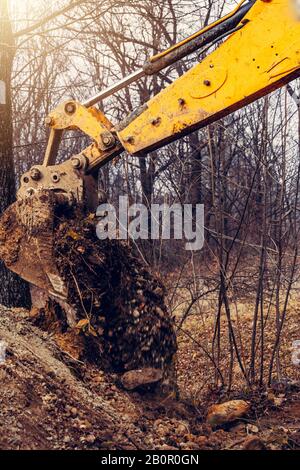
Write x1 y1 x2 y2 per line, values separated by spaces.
0 0 30 307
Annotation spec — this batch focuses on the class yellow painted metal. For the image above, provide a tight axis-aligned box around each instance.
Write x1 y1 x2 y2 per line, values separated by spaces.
47 101 113 147
44 101 122 170
118 0 300 154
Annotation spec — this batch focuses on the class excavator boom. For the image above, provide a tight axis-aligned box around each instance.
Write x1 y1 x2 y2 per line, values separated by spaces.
24 0 300 177
1 0 300 305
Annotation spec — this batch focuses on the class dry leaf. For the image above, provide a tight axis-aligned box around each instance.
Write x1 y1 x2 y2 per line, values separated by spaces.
67 229 81 240
76 319 89 329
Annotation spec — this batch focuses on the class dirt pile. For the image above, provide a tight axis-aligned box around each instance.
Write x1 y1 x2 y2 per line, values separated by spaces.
0 307 146 450
0 198 177 392
1 306 300 450
53 206 177 376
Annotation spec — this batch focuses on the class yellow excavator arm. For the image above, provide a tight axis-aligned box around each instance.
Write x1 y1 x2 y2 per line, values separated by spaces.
18 0 300 203
120 0 300 154
5 0 300 299
24 0 300 175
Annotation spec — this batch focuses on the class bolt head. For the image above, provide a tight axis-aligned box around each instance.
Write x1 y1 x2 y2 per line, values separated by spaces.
71 157 82 169
30 167 42 181
45 116 53 126
101 133 115 147
51 172 60 183
65 102 76 114
150 117 161 126
26 188 35 196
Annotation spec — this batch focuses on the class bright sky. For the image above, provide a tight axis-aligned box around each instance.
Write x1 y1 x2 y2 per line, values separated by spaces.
7 0 240 28
8 0 61 24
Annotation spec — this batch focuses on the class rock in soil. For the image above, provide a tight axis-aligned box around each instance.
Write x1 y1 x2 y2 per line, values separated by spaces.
243 436 266 450
206 400 250 426
121 368 164 391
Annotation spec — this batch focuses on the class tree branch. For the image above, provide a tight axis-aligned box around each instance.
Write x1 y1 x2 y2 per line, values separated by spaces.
13 0 88 38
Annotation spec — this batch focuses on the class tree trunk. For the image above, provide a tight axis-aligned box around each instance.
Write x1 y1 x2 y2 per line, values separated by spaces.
0 0 30 307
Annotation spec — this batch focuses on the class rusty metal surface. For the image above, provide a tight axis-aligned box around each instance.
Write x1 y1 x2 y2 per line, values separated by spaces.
12 191 68 300
43 101 123 173
17 159 99 210
18 161 82 204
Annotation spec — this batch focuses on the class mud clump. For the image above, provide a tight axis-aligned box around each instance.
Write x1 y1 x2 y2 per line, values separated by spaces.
0 199 177 393
52 207 177 390
0 205 23 267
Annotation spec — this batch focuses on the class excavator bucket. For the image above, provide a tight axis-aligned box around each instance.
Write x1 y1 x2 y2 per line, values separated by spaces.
0 192 67 297
0 189 80 326
0 184 178 392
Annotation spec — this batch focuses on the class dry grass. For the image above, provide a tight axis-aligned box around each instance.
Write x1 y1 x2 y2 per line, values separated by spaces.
168 285 300 404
